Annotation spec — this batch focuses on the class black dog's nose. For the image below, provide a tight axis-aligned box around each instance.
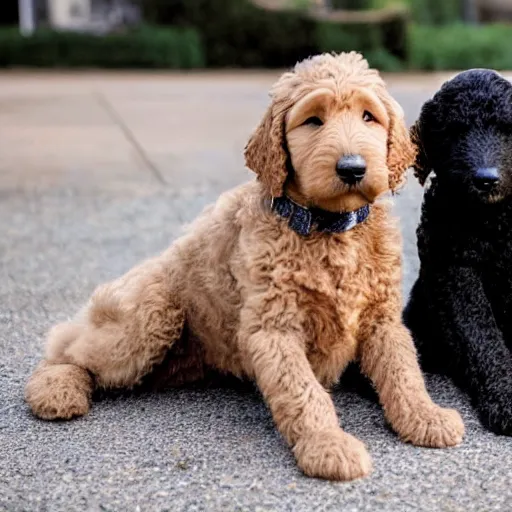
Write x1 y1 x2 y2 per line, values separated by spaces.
474 167 499 191
336 155 366 184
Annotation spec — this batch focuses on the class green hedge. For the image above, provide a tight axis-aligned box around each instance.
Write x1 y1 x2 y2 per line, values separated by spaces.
316 21 406 70
410 24 512 70
144 0 317 67
4 22 512 72
0 1 410 70
6 8 512 72
331 0 374 9
141 0 408 68
374 0 463 25
0 26 204 68
406 0 462 25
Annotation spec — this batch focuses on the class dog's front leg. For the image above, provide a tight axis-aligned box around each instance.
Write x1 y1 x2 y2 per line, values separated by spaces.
360 319 464 448
422 267 512 435
239 308 372 481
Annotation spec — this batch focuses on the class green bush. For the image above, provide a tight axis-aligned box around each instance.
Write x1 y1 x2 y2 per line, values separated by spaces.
372 0 462 24
365 47 405 71
0 26 205 68
140 0 408 68
143 0 316 68
331 0 374 9
410 24 512 70
316 21 405 70
0 1 413 71
402 0 462 25
316 21 383 54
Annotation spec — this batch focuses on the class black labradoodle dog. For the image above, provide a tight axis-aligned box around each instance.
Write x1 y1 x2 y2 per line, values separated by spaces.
404 69 512 436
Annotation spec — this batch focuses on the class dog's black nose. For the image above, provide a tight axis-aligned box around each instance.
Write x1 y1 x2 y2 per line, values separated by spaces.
474 167 499 191
336 155 366 184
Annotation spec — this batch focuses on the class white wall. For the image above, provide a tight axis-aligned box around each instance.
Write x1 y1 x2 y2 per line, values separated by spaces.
47 0 91 29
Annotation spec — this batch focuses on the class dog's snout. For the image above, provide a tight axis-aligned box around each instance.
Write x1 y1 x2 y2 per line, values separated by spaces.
473 167 499 191
336 155 366 184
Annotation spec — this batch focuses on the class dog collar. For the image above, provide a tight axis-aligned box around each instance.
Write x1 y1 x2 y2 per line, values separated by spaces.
269 195 370 236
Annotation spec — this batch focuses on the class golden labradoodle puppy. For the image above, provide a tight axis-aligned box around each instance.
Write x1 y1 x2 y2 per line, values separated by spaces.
26 52 464 481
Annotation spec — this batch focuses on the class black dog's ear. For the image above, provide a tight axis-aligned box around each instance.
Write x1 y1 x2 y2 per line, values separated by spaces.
410 121 432 186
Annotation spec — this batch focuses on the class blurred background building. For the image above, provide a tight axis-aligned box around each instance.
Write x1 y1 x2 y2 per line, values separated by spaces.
8 0 140 33
46 0 140 32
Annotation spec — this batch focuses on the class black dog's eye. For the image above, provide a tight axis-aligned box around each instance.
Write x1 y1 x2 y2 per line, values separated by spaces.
363 111 376 123
303 116 324 127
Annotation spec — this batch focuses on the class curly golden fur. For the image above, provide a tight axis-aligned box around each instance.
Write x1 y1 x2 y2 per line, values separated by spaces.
25 52 464 481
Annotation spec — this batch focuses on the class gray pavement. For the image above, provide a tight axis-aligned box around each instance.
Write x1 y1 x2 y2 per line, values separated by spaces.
0 72 511 512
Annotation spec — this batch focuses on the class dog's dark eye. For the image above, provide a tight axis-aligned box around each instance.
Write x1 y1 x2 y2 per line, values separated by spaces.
303 116 324 127
363 111 376 123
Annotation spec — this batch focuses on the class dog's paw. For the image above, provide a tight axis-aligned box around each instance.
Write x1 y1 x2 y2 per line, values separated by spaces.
293 428 372 481
397 405 464 448
25 363 93 420
477 394 512 436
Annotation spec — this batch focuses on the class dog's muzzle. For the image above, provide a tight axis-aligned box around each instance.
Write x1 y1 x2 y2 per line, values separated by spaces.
336 155 366 185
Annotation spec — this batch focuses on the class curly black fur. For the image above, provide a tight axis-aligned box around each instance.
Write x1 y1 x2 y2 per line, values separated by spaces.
404 69 512 436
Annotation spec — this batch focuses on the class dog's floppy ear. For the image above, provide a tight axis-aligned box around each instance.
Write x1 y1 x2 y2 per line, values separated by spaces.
244 97 290 198
409 120 431 186
380 93 417 192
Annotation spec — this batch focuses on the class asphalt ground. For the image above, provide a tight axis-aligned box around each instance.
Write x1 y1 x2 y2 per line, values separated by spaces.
0 72 511 511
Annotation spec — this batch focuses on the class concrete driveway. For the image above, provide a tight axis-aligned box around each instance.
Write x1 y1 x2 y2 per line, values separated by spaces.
0 71 511 512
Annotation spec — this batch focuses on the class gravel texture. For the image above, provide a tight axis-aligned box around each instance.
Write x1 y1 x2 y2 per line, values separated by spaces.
0 72 511 512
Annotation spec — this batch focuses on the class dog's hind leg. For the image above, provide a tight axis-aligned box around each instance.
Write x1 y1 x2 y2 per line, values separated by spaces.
25 252 186 420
